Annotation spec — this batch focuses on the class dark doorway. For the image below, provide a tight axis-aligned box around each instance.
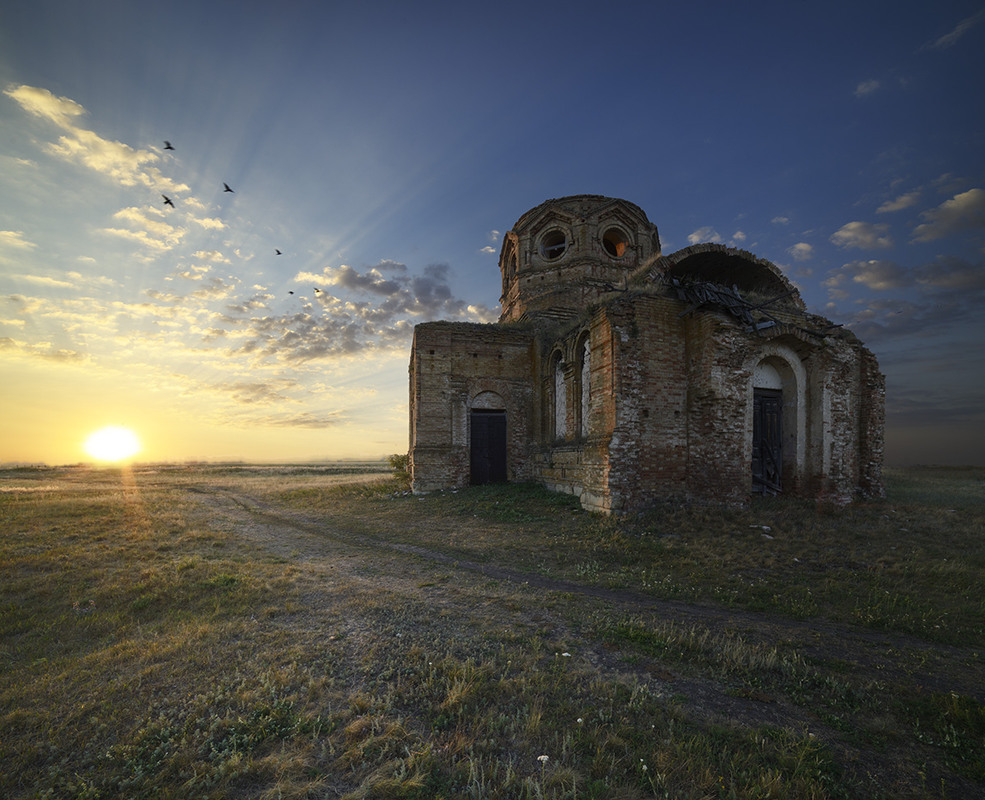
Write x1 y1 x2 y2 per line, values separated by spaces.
470 410 507 485
752 389 782 494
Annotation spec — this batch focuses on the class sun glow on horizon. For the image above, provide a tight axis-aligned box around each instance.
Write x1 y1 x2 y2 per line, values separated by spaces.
84 426 142 463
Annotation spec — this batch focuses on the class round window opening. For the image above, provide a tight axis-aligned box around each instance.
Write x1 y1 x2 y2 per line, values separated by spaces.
602 227 629 258
540 229 567 260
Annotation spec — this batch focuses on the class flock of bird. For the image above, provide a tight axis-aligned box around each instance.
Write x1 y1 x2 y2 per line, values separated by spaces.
158 140 293 273
159 142 236 212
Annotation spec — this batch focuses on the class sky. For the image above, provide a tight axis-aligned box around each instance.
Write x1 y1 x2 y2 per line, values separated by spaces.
1 1 984 466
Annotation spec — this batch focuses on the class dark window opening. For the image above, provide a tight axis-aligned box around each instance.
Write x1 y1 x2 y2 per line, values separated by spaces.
602 227 628 258
541 229 567 260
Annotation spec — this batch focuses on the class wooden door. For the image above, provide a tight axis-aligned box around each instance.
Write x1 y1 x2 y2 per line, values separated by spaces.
752 390 782 494
470 410 507 484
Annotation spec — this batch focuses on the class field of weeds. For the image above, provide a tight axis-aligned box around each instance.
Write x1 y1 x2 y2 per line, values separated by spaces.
1 463 983 798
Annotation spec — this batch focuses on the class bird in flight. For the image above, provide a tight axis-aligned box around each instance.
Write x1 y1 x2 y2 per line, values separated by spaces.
163 141 175 150
275 249 282 255
313 287 322 294
223 183 234 193
162 195 174 208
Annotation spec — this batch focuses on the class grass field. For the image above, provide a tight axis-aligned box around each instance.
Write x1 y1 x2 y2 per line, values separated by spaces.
1 464 982 799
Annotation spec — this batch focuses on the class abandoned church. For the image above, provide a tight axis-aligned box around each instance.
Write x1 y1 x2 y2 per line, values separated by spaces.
408 195 885 512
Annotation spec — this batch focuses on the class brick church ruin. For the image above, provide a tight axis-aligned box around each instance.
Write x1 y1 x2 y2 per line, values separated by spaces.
409 195 884 512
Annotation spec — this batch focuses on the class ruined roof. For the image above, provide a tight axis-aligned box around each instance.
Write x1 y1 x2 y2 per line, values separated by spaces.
644 244 806 312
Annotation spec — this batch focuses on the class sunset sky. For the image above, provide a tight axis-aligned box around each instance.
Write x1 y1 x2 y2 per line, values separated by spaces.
2 1 984 466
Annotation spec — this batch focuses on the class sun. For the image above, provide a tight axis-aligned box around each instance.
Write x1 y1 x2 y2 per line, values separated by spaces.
84 426 142 463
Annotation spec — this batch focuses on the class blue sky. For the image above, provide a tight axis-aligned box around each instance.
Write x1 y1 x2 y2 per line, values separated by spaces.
1 0 984 465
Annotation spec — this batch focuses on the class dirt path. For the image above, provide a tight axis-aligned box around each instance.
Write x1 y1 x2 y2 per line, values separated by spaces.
184 485 983 701
177 483 985 794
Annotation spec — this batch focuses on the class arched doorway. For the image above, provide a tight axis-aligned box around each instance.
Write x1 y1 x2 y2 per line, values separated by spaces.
470 391 507 485
751 358 797 495
752 361 783 493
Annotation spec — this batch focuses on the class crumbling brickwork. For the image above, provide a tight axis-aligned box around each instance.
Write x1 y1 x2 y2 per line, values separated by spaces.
409 195 885 512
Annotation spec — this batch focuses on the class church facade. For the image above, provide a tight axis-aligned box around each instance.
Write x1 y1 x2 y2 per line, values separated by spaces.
409 195 884 512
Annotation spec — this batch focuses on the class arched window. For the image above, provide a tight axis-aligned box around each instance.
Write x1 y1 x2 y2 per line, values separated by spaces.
553 353 566 440
579 336 590 437
501 240 518 298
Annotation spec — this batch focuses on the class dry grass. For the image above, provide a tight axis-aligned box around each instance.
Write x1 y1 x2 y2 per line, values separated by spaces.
1 464 982 798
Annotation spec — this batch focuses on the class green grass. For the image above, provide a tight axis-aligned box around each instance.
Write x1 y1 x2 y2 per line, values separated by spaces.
1 465 983 798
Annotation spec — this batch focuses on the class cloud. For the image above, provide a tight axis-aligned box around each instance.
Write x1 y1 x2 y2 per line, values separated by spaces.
830 221 893 249
827 255 985 297
114 206 184 238
66 271 118 289
932 173 969 195
10 273 75 289
209 261 498 364
854 79 881 98
914 255 985 291
823 254 985 345
0 230 37 250
100 227 179 251
235 411 343 428
192 250 230 263
911 188 985 242
190 277 240 301
5 84 188 193
100 205 187 251
296 261 495 321
225 290 273 312
923 10 985 50
842 259 912 290
730 231 747 244
771 216 789 225
687 226 722 244
194 217 227 230
788 243 813 261
215 380 297 406
0 336 89 363
317 264 404 296
481 229 501 253
877 191 920 213
4 85 86 128
178 265 211 281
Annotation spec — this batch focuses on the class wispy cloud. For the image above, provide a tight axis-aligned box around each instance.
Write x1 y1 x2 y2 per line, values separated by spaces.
911 188 985 242
0 230 37 250
0 336 89 363
787 243 813 261
922 10 985 50
4 85 189 195
824 254 985 344
9 273 75 289
191 250 230 263
100 226 179 252
481 229 501 254
298 261 495 322
838 259 912 291
231 411 343 428
830 221 893 249
877 191 920 213
854 79 881 98
687 226 722 244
